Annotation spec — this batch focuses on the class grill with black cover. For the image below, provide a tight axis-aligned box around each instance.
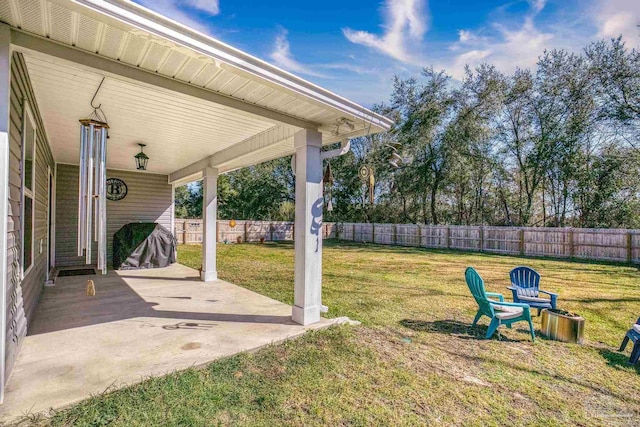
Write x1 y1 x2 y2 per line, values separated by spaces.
113 223 177 270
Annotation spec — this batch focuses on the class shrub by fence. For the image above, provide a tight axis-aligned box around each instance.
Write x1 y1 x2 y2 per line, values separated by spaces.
174 219 640 264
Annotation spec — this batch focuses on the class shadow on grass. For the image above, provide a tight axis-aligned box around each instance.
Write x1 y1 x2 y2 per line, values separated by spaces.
599 348 640 373
402 331 640 403
399 318 526 343
432 343 640 404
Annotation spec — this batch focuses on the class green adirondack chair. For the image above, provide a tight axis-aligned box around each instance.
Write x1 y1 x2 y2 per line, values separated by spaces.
465 267 535 341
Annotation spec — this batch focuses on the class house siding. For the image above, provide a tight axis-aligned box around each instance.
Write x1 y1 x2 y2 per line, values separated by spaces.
55 165 172 267
5 53 55 381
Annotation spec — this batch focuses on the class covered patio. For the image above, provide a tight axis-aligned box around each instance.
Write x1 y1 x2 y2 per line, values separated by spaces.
0 0 391 415
0 263 335 420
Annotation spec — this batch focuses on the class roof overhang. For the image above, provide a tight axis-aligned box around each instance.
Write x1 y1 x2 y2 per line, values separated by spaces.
61 0 393 132
1 0 393 179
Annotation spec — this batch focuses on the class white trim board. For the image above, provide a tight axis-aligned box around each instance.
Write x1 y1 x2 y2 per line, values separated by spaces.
0 22 12 404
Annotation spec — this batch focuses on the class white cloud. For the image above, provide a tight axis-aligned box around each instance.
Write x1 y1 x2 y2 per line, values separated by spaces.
528 0 547 14
135 1 219 34
340 0 555 74
321 62 377 75
450 49 491 75
269 28 327 78
445 0 640 79
593 0 640 45
183 0 220 15
343 0 428 64
444 0 560 78
447 17 555 77
458 30 473 43
269 29 379 79
449 29 489 52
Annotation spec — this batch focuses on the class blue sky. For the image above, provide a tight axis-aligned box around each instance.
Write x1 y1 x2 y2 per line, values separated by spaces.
134 0 640 107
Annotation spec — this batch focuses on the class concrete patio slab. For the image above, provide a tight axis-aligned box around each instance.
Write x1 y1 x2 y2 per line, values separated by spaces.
0 264 335 422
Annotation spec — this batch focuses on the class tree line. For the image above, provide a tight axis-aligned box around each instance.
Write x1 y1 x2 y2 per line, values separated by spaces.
176 38 640 228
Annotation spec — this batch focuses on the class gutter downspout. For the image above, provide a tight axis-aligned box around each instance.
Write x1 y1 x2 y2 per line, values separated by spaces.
320 139 351 161
290 139 351 175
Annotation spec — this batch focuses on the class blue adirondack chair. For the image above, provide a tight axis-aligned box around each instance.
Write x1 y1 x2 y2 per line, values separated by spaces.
619 317 640 365
507 266 558 315
465 267 535 341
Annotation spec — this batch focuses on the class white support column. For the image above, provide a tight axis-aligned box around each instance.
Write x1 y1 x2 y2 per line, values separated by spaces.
292 129 323 325
170 182 176 261
0 23 11 403
201 167 218 282
170 183 176 234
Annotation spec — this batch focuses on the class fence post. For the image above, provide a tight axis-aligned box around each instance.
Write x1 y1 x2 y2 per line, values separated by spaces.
519 228 525 256
371 224 375 243
336 223 341 240
269 222 274 241
479 226 484 252
446 226 451 249
628 232 633 263
416 224 421 247
393 224 398 245
244 222 248 243
569 228 575 258
352 224 356 241
183 220 188 245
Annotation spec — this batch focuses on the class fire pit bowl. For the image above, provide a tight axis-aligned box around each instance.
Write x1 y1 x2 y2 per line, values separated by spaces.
541 309 584 344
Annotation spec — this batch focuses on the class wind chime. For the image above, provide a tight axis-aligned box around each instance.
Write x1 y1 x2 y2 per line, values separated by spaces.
78 77 109 275
319 117 404 210
386 141 403 168
323 162 334 211
358 165 376 205
357 142 403 205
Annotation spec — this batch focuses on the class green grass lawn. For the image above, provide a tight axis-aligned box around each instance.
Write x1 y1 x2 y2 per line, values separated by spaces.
31 241 640 426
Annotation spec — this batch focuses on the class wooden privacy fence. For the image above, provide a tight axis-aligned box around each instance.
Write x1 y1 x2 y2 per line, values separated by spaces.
175 220 296 245
174 219 640 264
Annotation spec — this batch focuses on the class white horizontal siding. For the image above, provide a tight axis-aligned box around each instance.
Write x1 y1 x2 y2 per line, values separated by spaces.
6 52 55 382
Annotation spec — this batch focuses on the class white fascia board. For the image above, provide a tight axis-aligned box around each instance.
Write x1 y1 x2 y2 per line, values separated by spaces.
62 0 394 131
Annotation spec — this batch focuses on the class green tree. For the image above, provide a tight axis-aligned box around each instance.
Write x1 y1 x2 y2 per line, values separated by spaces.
172 37 640 230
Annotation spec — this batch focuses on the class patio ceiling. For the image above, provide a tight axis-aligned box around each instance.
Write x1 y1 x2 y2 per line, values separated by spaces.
0 0 393 177
22 52 277 174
